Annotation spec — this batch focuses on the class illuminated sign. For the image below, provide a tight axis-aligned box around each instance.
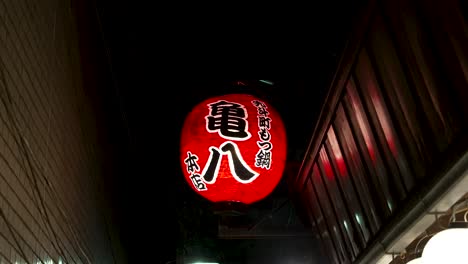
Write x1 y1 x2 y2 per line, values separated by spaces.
180 93 287 204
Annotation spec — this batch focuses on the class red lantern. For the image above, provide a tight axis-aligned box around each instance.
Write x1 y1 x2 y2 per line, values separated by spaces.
180 93 287 205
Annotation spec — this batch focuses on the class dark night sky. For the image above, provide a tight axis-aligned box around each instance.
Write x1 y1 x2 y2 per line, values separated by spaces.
75 1 365 263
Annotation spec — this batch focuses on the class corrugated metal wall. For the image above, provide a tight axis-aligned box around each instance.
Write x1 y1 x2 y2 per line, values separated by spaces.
292 0 468 263
0 0 116 263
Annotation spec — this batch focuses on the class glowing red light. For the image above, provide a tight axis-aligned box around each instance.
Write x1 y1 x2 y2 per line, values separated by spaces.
180 93 287 205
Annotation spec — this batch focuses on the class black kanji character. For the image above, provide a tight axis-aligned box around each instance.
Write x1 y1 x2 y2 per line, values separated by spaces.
199 141 259 184
258 128 271 142
221 141 259 183
200 146 222 184
258 116 271 129
257 141 273 151
206 100 251 140
184 151 200 173
190 174 207 191
255 150 272 169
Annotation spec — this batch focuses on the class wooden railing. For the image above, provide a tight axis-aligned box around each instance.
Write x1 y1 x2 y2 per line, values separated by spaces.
290 0 468 263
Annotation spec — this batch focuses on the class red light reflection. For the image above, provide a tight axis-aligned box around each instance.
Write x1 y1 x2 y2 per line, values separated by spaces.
327 127 347 176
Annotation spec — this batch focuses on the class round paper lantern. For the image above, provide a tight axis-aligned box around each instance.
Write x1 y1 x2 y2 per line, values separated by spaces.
421 227 468 264
180 93 287 204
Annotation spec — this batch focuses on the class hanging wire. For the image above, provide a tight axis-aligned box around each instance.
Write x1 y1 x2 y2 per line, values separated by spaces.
449 198 468 224
0 0 107 262
0 3 96 259
0 207 30 264
414 215 440 256
0 53 75 263
0 249 13 264
0 26 68 264
414 231 430 255
0 56 48 264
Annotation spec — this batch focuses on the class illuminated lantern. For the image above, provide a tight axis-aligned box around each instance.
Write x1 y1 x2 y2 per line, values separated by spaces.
180 93 287 205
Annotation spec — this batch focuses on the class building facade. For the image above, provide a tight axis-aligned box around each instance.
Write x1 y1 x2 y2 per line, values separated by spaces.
289 0 468 263
0 0 124 263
